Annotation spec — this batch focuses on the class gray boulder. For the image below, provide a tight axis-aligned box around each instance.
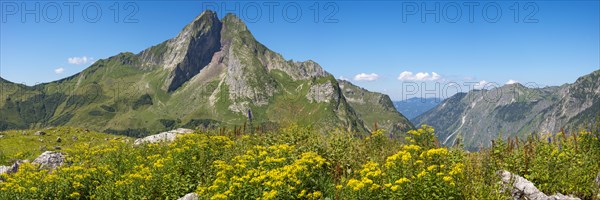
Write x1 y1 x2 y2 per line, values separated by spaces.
32 151 65 170
34 131 46 136
498 170 580 200
0 160 26 176
178 193 199 200
596 172 600 189
133 128 194 146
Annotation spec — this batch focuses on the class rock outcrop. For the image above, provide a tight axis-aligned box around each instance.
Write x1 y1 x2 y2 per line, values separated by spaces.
596 172 600 190
498 170 580 200
133 128 194 146
34 131 46 136
32 151 65 170
178 193 199 200
1 151 65 177
0 160 25 176
306 82 336 103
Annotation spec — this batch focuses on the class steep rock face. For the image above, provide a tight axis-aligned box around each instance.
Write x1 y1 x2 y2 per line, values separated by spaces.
139 10 222 92
306 82 337 103
537 71 600 134
338 80 414 133
414 70 600 150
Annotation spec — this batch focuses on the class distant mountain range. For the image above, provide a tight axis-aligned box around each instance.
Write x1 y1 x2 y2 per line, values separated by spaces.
414 70 600 150
0 11 413 136
393 98 442 121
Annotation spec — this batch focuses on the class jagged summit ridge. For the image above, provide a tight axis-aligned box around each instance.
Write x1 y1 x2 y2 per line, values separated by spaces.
137 10 331 93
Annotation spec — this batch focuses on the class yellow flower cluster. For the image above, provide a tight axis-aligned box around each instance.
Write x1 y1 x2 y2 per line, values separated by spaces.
370 129 385 137
385 150 412 168
360 161 382 178
341 133 465 198
420 148 448 159
402 144 421 152
407 125 434 137
346 177 373 191
449 163 464 176
199 144 327 199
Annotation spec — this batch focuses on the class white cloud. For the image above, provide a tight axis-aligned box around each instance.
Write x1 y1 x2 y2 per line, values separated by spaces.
54 67 65 74
67 56 91 65
397 71 442 81
505 79 518 85
473 80 488 90
353 73 379 81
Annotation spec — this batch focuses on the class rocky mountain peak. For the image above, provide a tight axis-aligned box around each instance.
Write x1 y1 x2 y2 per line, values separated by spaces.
222 13 248 31
0 10 415 135
139 10 222 92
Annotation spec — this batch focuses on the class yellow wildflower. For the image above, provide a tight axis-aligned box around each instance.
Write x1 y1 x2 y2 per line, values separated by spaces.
395 177 410 184
443 176 453 182
417 170 427 178
306 191 322 199
427 165 437 171
402 144 421 152
298 190 307 198
263 190 277 200
69 192 80 198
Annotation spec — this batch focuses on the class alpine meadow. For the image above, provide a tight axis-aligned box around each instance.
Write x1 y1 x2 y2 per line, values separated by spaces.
1 3 600 200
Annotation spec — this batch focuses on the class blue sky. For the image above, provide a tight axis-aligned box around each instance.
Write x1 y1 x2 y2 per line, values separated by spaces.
1 1 598 100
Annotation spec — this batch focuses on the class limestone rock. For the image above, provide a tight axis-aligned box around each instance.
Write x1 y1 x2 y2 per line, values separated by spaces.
596 172 600 192
306 82 337 103
498 170 580 200
178 193 199 200
32 151 65 170
0 161 23 175
34 131 46 136
133 128 194 146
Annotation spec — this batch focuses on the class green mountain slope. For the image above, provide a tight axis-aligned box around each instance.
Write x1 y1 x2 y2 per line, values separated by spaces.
414 70 600 150
0 11 413 136
338 80 413 133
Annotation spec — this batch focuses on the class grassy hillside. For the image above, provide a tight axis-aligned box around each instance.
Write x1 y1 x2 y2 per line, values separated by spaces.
1 125 598 199
0 127 131 165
